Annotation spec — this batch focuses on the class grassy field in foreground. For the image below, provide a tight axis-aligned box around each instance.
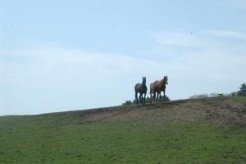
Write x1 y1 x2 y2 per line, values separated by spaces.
0 97 246 163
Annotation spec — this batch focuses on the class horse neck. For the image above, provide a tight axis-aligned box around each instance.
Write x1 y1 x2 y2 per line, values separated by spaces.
142 80 146 86
160 79 166 88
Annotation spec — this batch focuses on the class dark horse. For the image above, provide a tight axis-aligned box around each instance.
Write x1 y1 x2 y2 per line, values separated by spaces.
150 76 168 102
135 77 147 105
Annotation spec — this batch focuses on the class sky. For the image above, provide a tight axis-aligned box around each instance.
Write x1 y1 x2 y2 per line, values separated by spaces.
0 0 246 115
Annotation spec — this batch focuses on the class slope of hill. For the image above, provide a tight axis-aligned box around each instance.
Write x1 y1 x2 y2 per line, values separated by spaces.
0 97 245 163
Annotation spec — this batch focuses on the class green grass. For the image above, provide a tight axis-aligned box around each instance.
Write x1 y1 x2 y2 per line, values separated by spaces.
231 96 246 104
0 114 245 163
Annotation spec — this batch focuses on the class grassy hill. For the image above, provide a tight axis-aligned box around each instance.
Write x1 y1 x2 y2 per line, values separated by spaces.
0 97 245 163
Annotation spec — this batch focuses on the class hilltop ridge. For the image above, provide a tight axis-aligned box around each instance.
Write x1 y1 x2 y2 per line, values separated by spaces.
35 97 246 128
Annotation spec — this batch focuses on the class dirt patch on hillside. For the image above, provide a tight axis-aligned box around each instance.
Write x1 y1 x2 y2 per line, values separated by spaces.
78 98 246 127
203 98 246 127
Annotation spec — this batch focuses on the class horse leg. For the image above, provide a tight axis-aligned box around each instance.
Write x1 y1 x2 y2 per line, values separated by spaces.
164 89 167 101
163 90 166 101
161 92 163 102
158 92 161 102
139 93 143 105
153 92 156 103
150 91 153 104
135 91 138 105
161 92 164 102
143 93 146 104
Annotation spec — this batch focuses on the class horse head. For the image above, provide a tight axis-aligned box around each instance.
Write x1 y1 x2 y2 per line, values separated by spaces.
142 77 146 84
164 76 168 85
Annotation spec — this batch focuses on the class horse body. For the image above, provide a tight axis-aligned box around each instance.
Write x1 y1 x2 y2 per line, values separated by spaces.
135 77 147 105
150 76 168 102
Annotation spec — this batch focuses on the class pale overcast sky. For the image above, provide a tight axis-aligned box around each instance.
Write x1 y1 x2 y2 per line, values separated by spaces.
1 0 246 115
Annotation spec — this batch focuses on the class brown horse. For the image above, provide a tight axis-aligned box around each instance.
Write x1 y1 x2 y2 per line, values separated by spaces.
150 76 168 102
135 77 147 105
